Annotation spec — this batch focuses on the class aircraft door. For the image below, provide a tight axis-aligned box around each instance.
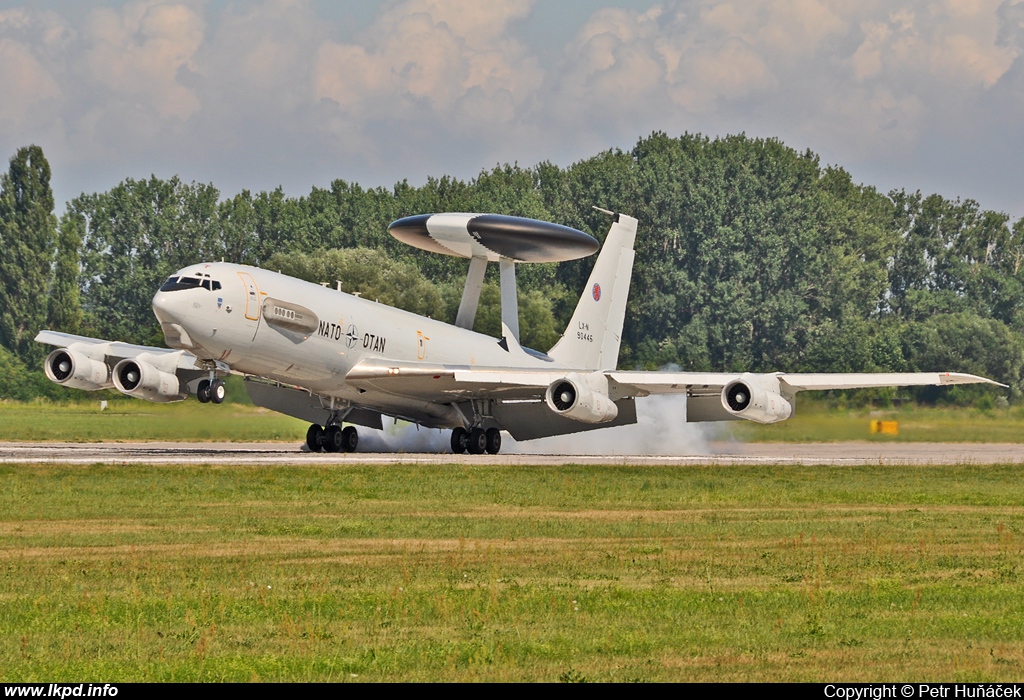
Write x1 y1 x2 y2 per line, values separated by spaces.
238 272 261 321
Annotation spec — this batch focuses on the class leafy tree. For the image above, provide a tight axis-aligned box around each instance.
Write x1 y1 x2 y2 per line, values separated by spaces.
265 248 450 321
0 145 58 361
902 313 1024 401
46 211 84 334
468 283 566 350
13 132 1020 403
73 176 219 343
216 190 257 265
0 345 75 400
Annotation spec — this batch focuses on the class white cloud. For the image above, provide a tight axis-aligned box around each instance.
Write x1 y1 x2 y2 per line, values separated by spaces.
314 0 541 123
0 0 1021 217
78 2 204 120
0 38 60 121
533 0 1024 205
197 0 324 111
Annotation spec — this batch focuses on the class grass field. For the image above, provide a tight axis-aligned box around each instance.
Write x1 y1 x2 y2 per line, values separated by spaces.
2 396 1023 444
1 461 1023 681
0 400 309 443
734 402 1024 443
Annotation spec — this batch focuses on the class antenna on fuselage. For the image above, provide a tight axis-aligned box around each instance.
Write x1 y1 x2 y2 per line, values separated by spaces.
387 213 599 345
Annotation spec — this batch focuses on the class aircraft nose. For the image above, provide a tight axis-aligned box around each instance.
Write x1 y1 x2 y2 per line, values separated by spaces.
152 290 196 349
151 291 182 323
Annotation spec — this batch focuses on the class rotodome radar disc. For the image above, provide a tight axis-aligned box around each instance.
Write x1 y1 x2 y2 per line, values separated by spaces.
388 213 599 263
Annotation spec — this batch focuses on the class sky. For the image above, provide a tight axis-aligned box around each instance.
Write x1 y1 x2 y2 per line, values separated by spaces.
1 0 1023 218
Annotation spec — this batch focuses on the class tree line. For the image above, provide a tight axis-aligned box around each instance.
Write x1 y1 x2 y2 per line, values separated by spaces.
1 134 1020 402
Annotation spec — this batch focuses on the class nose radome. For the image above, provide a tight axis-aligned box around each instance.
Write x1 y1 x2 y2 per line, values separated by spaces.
151 290 187 325
152 292 195 349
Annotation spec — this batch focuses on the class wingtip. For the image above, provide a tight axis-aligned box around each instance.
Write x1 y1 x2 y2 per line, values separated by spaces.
972 373 1008 388
956 372 1007 388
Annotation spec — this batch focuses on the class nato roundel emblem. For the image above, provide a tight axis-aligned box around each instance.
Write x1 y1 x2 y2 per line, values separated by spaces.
344 324 359 349
592 283 601 301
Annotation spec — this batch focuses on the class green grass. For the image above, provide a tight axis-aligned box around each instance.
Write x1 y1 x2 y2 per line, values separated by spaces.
0 400 308 442
1 462 1023 681
733 401 1024 443
3 397 1024 443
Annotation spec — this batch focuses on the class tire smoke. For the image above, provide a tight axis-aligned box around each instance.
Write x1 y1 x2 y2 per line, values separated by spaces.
503 394 717 456
352 420 451 453
347 394 719 455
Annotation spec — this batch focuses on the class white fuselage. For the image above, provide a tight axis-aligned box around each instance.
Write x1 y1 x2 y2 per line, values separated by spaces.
152 262 556 410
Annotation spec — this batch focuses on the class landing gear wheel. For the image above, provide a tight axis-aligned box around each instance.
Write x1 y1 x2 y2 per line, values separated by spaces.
323 425 344 453
450 427 468 454
467 428 487 455
485 428 501 455
210 379 226 404
196 379 211 403
341 425 359 452
306 424 324 452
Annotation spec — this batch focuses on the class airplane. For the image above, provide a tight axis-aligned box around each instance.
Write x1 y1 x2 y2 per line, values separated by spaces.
36 209 1001 454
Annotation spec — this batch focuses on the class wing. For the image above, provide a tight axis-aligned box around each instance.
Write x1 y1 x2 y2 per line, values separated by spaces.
344 358 559 400
345 358 1002 402
346 360 1001 428
35 330 192 366
34 330 226 401
777 372 1005 391
608 370 1004 395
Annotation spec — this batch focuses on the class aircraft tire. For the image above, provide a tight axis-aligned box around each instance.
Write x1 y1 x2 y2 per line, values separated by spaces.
210 380 227 404
341 426 359 452
467 428 487 455
196 380 211 403
485 428 501 455
450 427 468 454
323 425 343 453
306 424 323 452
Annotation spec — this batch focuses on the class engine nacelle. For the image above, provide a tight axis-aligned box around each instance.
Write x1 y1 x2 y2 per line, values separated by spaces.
721 373 793 424
112 358 184 402
44 349 113 391
545 372 619 424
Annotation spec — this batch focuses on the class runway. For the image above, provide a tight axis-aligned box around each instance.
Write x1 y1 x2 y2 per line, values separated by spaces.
2 441 1024 466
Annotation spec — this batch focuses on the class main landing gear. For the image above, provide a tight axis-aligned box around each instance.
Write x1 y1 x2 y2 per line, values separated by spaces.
196 378 226 404
306 423 358 453
450 427 501 455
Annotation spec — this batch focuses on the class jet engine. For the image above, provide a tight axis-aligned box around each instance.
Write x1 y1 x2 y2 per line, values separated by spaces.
721 373 793 424
112 358 184 402
44 349 112 391
545 372 619 424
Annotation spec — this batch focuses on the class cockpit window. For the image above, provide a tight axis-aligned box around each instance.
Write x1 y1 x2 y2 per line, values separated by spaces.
159 276 202 292
159 275 222 292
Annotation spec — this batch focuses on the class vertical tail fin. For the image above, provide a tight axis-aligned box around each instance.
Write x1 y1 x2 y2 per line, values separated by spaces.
547 212 637 370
